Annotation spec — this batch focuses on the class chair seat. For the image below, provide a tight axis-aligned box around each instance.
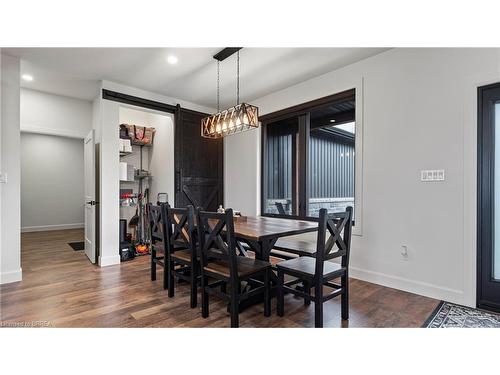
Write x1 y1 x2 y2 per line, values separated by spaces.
172 241 190 250
170 249 192 263
204 256 271 279
276 257 345 278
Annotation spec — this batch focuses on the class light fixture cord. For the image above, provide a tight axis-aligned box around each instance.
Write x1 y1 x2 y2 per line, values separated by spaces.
236 50 240 105
217 60 220 112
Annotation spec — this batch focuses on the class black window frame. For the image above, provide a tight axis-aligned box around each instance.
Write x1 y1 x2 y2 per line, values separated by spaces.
260 89 356 222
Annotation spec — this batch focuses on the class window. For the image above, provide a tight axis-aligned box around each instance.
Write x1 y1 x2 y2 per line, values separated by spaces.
263 117 298 216
261 89 356 221
308 104 355 218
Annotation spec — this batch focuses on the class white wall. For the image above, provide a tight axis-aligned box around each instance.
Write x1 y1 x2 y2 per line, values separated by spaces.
102 80 215 115
20 133 84 231
97 96 121 266
0 53 22 284
225 48 500 306
224 130 261 216
21 88 92 139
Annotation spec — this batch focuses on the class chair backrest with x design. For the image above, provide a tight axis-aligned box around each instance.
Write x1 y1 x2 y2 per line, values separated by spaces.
315 206 353 277
165 205 195 254
148 203 167 251
196 208 238 279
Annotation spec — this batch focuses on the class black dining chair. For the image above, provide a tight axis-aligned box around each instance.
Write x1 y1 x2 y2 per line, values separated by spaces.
165 205 198 308
275 202 286 215
197 208 272 328
148 203 168 290
276 206 353 328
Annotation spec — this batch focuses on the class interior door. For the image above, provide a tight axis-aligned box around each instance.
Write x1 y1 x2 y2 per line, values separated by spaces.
174 107 223 211
84 130 96 263
478 82 500 312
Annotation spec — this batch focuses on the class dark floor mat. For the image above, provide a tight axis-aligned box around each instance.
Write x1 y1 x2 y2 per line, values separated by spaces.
68 242 85 251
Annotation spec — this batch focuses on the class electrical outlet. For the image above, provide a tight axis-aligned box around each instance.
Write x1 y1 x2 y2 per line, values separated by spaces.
401 245 409 261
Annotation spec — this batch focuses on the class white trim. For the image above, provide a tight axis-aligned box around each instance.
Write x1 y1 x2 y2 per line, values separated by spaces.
98 254 121 267
349 266 464 305
352 77 364 236
21 223 84 232
0 268 22 284
20 124 87 139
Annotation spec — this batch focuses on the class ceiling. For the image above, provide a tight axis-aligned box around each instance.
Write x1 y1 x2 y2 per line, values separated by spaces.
4 48 388 108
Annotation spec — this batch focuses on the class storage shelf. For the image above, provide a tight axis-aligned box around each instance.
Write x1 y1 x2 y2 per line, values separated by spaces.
120 151 133 157
131 142 152 147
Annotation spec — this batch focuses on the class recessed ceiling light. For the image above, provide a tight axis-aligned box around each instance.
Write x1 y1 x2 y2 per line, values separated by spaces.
330 119 336 123
166 55 178 65
22 74 34 82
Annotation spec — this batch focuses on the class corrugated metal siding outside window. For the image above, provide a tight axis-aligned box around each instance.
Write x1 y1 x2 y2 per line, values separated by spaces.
266 130 354 200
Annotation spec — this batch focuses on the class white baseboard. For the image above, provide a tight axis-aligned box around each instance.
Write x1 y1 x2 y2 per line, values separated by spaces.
99 254 121 267
21 223 84 233
0 268 22 284
349 266 468 306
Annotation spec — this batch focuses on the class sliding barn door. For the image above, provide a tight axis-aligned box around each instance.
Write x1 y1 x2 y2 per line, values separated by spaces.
174 107 223 211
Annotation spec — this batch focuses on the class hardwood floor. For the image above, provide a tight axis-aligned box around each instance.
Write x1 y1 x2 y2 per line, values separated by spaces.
0 229 439 327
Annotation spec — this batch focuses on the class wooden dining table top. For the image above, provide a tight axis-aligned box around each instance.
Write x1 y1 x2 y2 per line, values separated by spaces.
228 216 318 242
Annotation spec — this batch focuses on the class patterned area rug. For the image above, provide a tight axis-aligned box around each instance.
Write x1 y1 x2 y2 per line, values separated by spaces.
424 301 500 328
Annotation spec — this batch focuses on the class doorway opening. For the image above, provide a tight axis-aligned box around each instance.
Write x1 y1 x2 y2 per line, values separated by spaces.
117 105 174 258
20 131 89 266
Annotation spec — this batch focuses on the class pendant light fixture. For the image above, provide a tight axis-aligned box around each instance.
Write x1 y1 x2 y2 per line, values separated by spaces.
201 48 259 139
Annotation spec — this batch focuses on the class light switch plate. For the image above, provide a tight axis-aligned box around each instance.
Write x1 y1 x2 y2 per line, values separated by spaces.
421 169 445 182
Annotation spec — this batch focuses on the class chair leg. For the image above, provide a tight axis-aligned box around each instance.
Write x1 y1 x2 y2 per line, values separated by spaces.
277 269 284 317
190 265 197 308
303 280 311 306
264 269 271 317
151 250 156 281
221 282 227 294
167 258 175 298
341 272 349 320
314 280 323 328
162 261 168 290
230 281 239 328
201 275 209 318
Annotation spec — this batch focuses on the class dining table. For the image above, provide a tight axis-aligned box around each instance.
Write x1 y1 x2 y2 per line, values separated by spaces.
229 215 318 261
219 215 319 311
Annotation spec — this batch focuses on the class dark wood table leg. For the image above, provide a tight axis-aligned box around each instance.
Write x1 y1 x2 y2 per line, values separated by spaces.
237 237 278 312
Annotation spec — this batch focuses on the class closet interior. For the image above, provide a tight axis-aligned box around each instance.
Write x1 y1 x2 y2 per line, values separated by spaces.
118 106 175 260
